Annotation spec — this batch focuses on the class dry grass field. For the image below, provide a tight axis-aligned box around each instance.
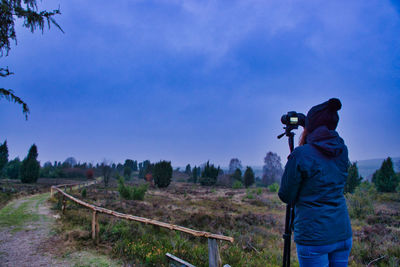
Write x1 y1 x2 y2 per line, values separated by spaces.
52 179 400 267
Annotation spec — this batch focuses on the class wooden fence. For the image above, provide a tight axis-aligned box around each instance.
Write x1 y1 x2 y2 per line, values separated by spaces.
51 180 234 267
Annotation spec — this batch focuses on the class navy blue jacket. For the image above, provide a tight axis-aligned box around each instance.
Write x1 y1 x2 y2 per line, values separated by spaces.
278 126 352 246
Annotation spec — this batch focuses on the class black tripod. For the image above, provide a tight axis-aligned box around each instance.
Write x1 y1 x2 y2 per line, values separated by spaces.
277 125 297 267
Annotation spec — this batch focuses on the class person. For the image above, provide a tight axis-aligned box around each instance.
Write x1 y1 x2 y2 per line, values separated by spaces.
278 98 352 267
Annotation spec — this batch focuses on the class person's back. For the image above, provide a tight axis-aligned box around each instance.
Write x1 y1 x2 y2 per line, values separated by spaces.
279 98 353 267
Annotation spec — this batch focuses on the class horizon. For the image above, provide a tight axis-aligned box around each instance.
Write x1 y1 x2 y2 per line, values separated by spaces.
1 0 400 167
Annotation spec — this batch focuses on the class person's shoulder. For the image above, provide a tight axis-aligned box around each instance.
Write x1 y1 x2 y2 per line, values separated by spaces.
291 144 313 156
288 145 312 161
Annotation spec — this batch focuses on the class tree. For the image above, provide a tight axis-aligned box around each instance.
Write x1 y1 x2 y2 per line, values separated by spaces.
0 140 8 176
200 161 220 186
20 144 40 183
101 160 112 187
123 159 134 179
123 165 132 179
124 159 134 169
132 160 138 171
232 168 242 181
138 160 151 179
185 164 191 175
372 157 399 192
63 157 77 167
228 158 242 174
262 152 283 186
192 166 198 183
244 166 255 188
5 157 20 179
1 0 63 119
344 162 362 194
153 161 173 188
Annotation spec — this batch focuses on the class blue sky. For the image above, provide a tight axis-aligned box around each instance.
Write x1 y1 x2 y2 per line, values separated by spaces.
1 0 400 167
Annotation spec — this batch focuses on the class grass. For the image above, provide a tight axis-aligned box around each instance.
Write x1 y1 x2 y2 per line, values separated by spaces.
69 251 121 267
0 195 44 230
55 181 400 267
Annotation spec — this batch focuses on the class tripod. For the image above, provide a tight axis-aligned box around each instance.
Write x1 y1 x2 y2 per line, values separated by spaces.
277 126 297 267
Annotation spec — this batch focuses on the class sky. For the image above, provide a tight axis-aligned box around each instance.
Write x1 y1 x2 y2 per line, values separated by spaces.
1 0 400 167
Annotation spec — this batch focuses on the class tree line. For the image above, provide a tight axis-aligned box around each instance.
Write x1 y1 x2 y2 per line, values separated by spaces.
1 140 398 193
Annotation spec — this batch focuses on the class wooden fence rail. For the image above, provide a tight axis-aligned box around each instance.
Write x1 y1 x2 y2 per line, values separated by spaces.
51 180 233 267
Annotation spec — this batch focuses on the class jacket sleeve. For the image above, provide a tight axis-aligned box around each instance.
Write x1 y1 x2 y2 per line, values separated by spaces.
278 150 303 205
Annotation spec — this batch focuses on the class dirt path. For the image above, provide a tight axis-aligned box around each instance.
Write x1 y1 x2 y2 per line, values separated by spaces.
0 193 120 267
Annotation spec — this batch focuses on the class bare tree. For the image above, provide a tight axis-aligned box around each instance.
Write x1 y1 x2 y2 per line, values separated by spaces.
101 159 113 187
262 152 283 186
228 158 242 174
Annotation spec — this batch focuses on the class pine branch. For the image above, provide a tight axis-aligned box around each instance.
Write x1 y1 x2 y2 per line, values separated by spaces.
0 88 29 119
14 6 64 34
0 67 14 77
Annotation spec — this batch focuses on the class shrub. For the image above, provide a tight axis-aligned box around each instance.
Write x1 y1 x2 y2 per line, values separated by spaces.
86 169 94 179
232 168 242 181
268 183 279 192
346 184 375 219
246 189 254 199
118 177 148 200
256 188 263 195
199 176 215 186
232 180 243 189
153 161 172 188
81 188 87 198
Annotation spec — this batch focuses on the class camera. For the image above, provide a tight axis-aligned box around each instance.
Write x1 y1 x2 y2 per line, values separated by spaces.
281 111 305 128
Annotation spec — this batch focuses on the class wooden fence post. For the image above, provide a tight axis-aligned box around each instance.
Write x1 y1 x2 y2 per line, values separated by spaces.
208 238 221 267
50 186 54 198
92 210 99 244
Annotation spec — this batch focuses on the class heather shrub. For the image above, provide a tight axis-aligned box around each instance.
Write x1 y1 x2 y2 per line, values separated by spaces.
232 180 243 189
256 188 263 195
118 177 147 201
81 188 87 198
268 183 279 193
346 184 375 219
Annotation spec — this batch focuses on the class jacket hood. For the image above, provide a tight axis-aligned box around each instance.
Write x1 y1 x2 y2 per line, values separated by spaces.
306 126 345 157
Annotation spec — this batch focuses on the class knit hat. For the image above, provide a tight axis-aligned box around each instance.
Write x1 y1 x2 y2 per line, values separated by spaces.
305 98 342 133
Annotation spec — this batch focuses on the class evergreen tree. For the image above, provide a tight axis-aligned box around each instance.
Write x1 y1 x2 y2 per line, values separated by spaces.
5 157 21 179
123 165 132 179
20 144 40 183
138 162 144 179
192 166 198 183
123 159 134 179
0 140 8 176
0 1 63 119
244 166 255 188
232 168 242 181
124 159 134 170
372 157 399 192
153 161 173 188
185 164 191 175
133 160 138 171
200 161 220 186
344 162 363 194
